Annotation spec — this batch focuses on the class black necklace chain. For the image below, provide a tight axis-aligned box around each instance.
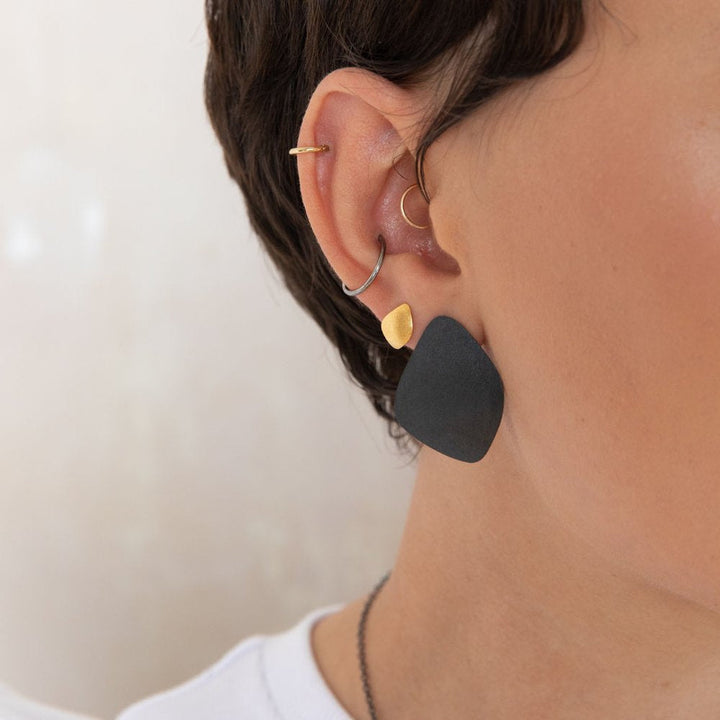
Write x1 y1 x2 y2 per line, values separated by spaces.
357 569 392 720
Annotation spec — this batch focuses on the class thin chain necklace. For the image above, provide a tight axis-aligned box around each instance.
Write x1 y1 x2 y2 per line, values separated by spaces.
357 569 392 720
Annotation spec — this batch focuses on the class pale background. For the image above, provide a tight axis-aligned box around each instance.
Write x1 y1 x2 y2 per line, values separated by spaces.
0 2 415 718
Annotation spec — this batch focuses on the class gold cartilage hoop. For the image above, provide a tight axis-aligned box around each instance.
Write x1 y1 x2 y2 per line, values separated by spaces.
288 144 330 155
400 183 430 229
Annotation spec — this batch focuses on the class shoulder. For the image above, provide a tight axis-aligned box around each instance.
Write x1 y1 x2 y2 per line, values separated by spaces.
115 633 271 720
0 682 98 720
114 602 347 720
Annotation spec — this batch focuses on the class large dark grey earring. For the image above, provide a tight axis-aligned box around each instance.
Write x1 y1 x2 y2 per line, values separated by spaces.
394 316 504 463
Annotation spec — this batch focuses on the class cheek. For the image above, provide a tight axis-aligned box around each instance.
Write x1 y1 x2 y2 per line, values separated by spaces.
472 63 720 608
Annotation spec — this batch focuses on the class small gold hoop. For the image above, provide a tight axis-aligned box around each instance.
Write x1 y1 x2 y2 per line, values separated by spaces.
400 184 430 229
288 144 330 155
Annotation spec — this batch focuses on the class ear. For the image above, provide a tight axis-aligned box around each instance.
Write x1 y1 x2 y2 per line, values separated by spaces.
291 67 462 349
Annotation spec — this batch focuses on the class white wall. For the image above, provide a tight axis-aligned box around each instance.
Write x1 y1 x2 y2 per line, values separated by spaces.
0 3 414 717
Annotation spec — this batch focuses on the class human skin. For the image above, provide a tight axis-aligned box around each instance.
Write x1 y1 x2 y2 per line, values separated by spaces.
296 0 720 717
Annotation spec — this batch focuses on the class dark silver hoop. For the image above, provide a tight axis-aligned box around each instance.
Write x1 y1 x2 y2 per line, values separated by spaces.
342 235 386 297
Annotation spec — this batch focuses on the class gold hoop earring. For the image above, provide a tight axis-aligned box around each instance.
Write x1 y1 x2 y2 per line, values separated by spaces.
288 144 330 155
400 184 430 230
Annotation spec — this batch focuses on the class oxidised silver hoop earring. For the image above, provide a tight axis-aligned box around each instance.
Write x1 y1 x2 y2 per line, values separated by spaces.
342 235 386 297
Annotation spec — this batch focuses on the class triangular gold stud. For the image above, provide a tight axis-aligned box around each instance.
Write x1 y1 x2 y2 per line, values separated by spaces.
381 303 413 349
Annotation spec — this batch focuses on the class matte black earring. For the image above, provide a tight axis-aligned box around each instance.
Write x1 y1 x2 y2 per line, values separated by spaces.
394 315 504 463
334 240 504 462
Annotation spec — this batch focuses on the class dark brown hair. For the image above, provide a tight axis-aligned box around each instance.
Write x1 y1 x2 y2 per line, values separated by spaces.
203 0 595 455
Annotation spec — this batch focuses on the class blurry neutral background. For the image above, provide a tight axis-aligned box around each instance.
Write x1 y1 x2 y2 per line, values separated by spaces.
0 2 414 717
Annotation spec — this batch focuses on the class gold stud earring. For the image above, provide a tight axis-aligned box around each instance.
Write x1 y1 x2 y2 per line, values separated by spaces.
381 303 414 349
400 184 430 229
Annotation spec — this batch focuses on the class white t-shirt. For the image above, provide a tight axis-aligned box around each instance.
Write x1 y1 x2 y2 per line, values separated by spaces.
115 602 352 720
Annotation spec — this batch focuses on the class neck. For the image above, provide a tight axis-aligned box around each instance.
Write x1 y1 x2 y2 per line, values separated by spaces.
367 428 720 719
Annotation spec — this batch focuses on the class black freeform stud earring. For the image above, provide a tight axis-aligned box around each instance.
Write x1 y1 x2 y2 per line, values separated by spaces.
395 316 504 463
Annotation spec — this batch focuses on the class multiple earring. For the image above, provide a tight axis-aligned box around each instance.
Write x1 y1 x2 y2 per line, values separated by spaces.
290 142 504 463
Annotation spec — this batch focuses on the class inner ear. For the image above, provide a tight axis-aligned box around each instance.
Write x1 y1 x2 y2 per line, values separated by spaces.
375 153 460 275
